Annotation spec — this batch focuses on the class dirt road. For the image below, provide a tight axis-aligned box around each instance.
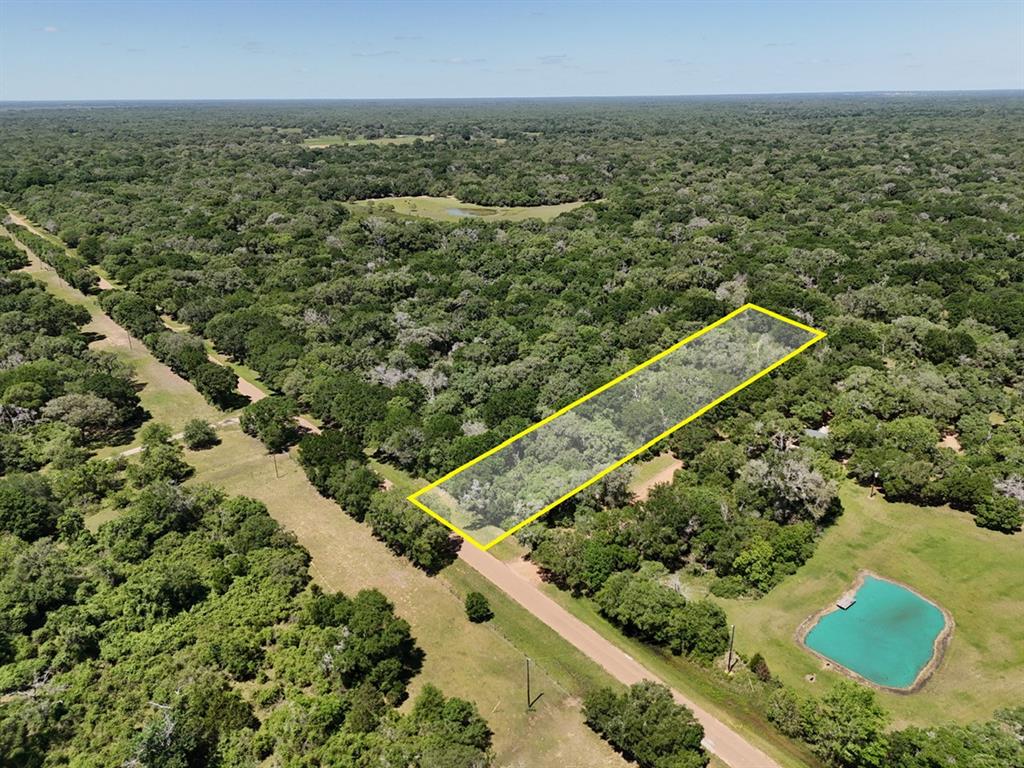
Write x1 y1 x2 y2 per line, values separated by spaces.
228 374 321 434
459 546 781 768
0 210 113 285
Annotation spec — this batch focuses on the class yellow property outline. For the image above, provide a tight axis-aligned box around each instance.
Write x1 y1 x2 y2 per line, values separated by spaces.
408 303 826 551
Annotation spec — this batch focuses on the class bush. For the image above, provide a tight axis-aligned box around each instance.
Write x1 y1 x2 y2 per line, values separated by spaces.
974 495 1023 533
749 652 772 683
464 592 493 623
583 681 707 768
183 419 219 450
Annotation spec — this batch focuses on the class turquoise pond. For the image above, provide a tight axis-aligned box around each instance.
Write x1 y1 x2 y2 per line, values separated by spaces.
804 575 948 689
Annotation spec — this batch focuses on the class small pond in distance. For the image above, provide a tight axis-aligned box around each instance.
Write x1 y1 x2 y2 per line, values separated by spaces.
445 207 494 218
803 574 949 690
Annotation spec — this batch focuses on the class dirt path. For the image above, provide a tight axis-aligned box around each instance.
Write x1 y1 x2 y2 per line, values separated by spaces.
5 209 40 234
632 453 684 502
459 545 781 768
116 417 241 457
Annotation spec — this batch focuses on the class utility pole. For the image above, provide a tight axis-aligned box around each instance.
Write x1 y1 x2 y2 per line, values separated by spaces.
525 656 543 710
526 657 532 711
272 452 280 479
727 624 736 672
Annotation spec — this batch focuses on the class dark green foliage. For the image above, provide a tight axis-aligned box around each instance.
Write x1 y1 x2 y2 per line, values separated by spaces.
0 473 60 540
0 469 485 767
0 237 28 271
192 362 239 408
5 223 98 294
364 491 460 574
127 438 192 488
240 396 299 453
2 96 1023 767
749 652 772 683
973 495 1023 533
768 682 890 767
297 429 365 492
326 460 380 521
464 591 493 623
99 289 239 409
594 565 729 661
583 681 708 768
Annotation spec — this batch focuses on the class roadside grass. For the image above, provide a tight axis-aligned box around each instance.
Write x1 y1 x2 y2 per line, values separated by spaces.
629 452 680 489
715 483 1024 727
192 430 627 768
347 195 593 223
303 134 434 147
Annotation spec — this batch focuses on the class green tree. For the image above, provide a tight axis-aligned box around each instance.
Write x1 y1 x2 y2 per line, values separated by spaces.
584 681 708 768
974 495 1023 533
240 396 299 453
182 419 219 450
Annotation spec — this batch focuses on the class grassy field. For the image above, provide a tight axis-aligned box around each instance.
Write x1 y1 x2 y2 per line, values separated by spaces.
714 483 1024 727
347 195 593 222
303 134 434 147
191 431 628 768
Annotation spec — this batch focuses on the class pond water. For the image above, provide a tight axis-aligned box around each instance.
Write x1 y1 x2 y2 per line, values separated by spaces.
446 207 493 218
803 575 948 689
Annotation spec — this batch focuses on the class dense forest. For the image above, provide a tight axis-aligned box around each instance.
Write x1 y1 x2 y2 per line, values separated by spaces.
1 94 1022 767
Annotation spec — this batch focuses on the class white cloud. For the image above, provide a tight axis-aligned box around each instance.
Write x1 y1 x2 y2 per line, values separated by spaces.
430 56 486 65
538 54 568 66
43 25 58 33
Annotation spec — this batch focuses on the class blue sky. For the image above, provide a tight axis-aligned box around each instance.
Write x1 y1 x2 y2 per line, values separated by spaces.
1 0 1021 100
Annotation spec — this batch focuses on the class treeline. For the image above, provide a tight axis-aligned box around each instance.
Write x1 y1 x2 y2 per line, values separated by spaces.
99 289 240 409
296 425 460 573
766 680 1024 768
236 401 461 574
3 219 98 294
584 682 708 768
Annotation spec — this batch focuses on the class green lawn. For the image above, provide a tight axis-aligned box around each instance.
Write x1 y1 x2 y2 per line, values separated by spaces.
715 483 1024 727
347 195 594 222
303 134 434 147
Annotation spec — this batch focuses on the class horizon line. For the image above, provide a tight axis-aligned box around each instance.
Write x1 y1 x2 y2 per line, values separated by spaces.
2 88 1022 105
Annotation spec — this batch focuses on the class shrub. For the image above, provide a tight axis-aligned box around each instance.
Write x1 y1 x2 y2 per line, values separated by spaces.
464 592 493 623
